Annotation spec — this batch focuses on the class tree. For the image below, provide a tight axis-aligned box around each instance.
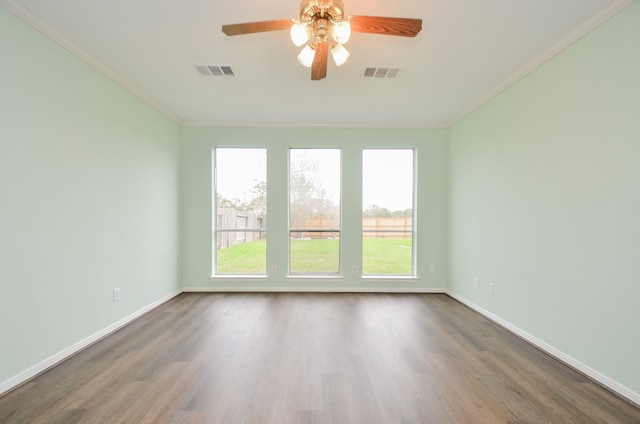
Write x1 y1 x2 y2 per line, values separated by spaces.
248 179 267 215
289 156 338 228
216 179 266 215
363 204 392 218
364 204 412 218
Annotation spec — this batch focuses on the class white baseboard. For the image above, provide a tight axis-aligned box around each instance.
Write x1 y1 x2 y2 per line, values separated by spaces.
0 290 182 397
182 286 447 293
446 291 640 408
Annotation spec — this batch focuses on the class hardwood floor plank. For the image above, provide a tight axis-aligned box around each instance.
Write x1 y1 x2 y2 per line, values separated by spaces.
1 293 639 423
32 407 87 424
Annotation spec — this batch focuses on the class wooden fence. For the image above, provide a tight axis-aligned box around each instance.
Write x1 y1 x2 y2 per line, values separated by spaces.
217 211 412 249
291 217 412 239
216 208 266 249
362 217 412 238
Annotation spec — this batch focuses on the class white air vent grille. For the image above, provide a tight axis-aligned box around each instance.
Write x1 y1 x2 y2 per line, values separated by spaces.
196 65 235 77
363 66 403 79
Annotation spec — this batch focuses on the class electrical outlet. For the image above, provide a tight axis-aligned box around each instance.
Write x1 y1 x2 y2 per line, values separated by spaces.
430 265 436 273
271 265 277 274
474 277 479 289
488 282 495 295
352 265 358 274
113 288 120 302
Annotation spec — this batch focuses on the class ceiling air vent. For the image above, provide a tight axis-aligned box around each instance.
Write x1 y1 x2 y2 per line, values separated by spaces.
363 66 403 79
195 65 235 77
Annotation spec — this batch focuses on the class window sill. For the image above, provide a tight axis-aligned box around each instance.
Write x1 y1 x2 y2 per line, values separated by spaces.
360 276 420 283
209 275 269 282
286 275 344 283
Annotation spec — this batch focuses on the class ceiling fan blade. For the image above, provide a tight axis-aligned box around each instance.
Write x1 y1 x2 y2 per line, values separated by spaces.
222 19 293 36
311 42 328 81
349 16 422 37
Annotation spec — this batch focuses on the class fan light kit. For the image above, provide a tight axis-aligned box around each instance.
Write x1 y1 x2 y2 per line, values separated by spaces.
222 0 422 80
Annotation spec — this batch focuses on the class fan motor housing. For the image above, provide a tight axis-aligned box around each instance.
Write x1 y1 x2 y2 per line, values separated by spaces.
300 0 344 22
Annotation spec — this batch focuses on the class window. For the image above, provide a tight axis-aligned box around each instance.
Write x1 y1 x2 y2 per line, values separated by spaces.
362 149 415 275
213 148 267 275
289 148 341 274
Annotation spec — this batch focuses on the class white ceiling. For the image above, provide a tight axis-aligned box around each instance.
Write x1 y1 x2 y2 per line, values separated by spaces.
1 0 632 128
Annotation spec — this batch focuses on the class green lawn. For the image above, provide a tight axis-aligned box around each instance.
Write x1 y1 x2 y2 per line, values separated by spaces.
216 239 267 273
362 237 413 275
216 238 412 275
290 239 340 273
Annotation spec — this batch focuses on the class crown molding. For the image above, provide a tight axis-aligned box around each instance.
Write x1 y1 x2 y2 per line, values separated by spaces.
2 0 633 130
447 0 635 127
180 120 450 129
1 0 446 130
0 0 183 125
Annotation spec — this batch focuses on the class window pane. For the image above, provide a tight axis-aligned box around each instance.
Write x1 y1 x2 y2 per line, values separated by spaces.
362 149 414 275
289 149 341 274
214 148 267 274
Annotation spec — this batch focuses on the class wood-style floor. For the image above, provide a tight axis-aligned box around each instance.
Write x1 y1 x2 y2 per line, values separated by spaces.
1 293 639 424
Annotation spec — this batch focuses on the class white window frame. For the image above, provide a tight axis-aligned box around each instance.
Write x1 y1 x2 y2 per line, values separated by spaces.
212 147 268 277
287 147 342 276
361 148 416 277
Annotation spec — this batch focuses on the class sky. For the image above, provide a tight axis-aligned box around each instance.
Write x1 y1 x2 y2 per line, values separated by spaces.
215 148 266 201
362 149 414 211
214 148 414 211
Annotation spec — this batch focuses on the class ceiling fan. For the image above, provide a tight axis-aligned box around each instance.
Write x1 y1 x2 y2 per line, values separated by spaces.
222 0 422 81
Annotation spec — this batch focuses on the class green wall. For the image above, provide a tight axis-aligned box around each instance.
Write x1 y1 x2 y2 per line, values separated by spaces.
449 2 640 395
0 8 181 384
181 127 449 291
